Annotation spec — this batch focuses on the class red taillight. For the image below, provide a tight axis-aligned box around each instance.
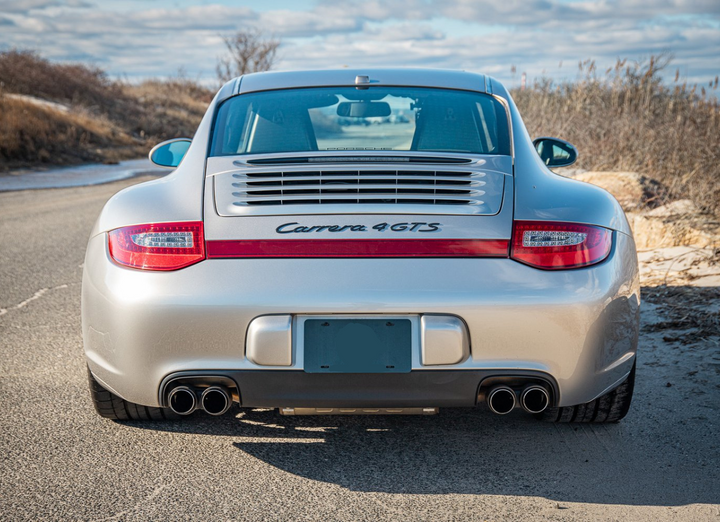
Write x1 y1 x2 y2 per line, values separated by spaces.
510 221 612 270
108 222 205 271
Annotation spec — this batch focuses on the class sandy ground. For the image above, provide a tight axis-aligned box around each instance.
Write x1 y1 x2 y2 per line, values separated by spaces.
0 174 718 521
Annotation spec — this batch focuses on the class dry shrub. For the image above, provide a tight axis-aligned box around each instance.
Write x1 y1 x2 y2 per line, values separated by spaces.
0 49 139 122
513 55 720 215
0 49 214 169
124 79 214 140
0 95 142 166
216 28 279 82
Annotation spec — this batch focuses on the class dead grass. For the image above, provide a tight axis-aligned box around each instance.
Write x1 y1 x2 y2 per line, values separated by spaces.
0 49 139 123
0 50 212 170
124 79 213 141
513 55 720 215
0 95 142 167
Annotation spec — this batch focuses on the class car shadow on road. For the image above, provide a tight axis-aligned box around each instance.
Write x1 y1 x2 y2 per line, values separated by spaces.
129 402 718 507
122 283 720 506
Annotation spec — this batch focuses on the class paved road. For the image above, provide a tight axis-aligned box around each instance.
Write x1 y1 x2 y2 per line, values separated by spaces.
0 159 163 191
0 178 718 521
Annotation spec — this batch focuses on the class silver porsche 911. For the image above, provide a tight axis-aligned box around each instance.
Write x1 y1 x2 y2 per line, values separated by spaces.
83 69 639 423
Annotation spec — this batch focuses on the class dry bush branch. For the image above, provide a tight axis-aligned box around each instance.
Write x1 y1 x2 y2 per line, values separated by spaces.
513 55 720 215
216 28 279 83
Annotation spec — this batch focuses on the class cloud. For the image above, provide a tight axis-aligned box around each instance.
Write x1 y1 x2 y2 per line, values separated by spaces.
0 0 716 90
0 0 60 12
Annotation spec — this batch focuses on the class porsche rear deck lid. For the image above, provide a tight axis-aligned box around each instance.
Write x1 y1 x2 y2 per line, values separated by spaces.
208 155 511 217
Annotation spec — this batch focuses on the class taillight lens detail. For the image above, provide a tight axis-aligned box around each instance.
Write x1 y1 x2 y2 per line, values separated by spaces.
108 222 205 270
510 221 611 270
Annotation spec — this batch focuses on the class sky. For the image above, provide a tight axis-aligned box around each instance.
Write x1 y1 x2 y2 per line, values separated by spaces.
0 0 718 89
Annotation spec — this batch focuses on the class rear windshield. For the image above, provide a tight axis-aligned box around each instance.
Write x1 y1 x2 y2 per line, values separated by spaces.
210 87 510 156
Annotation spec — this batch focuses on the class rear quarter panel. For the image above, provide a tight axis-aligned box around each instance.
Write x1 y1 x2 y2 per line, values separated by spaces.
489 77 633 236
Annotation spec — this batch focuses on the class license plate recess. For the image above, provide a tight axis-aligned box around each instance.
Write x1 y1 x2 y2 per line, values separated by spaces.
304 319 411 373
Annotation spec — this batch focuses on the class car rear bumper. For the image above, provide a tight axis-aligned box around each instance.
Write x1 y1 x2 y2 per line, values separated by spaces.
158 370 558 409
82 232 639 409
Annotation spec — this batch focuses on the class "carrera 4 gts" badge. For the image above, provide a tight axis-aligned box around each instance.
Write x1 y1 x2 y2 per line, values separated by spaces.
276 222 442 234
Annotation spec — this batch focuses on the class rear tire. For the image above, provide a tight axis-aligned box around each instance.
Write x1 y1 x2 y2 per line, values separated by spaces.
536 363 635 423
87 368 181 421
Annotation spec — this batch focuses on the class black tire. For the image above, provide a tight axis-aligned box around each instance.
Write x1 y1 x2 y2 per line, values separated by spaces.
536 363 635 423
87 368 181 421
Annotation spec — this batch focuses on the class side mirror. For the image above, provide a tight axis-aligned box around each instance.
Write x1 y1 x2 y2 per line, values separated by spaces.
532 137 578 168
149 138 192 168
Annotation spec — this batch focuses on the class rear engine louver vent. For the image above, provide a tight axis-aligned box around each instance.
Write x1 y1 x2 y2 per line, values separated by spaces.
230 169 486 207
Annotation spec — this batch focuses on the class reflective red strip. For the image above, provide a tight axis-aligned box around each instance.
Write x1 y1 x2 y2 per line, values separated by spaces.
206 239 509 258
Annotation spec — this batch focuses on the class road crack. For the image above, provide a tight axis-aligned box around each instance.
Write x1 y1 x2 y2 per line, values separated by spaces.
0 284 69 317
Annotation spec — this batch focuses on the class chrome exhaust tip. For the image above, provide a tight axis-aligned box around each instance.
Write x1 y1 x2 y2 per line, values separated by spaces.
487 385 517 415
168 386 197 415
521 385 550 414
200 386 232 416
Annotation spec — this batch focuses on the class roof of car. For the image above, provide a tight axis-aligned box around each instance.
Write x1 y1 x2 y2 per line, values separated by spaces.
233 68 490 95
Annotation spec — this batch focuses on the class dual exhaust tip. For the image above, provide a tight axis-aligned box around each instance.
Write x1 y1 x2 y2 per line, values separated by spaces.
169 383 547 416
487 385 550 415
168 385 232 416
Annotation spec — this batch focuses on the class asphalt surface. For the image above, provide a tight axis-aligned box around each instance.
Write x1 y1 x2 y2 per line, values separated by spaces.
0 159 163 191
1 177 718 521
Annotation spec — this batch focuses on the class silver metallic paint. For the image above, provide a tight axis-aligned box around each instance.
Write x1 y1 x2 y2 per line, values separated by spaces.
246 315 293 366
421 315 469 366
203 159 514 240
209 155 510 217
82 69 640 412
491 78 632 235
83 231 638 408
